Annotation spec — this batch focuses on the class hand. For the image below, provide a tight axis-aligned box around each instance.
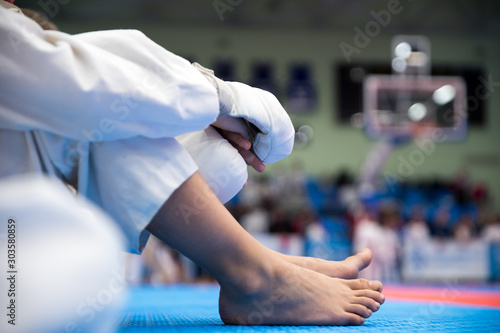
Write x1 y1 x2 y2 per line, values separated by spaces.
193 63 294 164
214 126 265 173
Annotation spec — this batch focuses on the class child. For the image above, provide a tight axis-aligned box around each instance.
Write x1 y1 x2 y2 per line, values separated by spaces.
0 2 384 328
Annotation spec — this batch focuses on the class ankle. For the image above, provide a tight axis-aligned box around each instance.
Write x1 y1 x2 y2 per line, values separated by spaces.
217 251 279 298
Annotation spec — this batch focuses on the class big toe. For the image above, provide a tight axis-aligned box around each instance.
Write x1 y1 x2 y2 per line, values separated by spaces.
345 248 372 272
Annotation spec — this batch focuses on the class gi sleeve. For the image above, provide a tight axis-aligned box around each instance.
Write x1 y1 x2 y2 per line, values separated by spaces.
0 7 219 141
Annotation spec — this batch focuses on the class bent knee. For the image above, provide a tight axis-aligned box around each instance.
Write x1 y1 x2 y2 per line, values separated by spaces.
177 127 248 203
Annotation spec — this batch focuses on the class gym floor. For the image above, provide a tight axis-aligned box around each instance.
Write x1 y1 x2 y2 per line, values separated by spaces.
117 284 500 332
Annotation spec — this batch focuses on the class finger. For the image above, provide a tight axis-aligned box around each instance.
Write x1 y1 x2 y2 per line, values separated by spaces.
239 149 265 173
219 129 251 150
214 127 265 172
212 116 249 138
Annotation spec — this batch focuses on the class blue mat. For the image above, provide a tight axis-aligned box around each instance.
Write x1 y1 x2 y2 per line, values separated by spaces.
117 285 500 332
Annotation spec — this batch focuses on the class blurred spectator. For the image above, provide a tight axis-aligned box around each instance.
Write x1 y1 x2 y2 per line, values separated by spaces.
338 170 359 213
476 206 491 232
240 204 270 234
305 218 328 243
353 208 384 281
404 207 430 243
430 209 452 239
482 214 500 243
237 172 264 207
290 208 318 235
274 163 309 213
378 209 402 282
471 181 489 205
142 236 182 284
269 206 290 233
453 214 475 243
124 237 182 285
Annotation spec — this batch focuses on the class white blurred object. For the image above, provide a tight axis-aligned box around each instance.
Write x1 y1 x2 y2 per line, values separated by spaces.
240 207 270 234
405 220 431 243
141 236 181 285
402 239 489 281
305 222 327 243
394 42 412 59
123 253 146 286
378 225 401 282
432 84 456 105
0 175 126 333
482 224 500 243
391 57 407 73
391 35 431 76
358 140 394 197
408 103 427 121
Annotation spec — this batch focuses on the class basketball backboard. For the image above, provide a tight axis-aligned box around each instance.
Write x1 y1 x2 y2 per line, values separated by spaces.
363 75 467 141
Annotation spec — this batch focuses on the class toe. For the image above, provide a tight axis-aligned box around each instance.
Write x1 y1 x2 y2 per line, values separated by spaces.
346 248 372 271
346 278 367 290
369 280 383 292
336 262 360 279
347 278 382 291
338 250 373 279
353 296 381 312
354 289 385 304
341 313 365 326
346 304 372 319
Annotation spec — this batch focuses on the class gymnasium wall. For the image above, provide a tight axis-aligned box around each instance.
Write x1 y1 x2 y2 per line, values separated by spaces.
60 22 500 207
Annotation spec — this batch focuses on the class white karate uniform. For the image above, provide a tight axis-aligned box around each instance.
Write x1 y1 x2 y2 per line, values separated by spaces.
0 5 249 332
0 6 231 253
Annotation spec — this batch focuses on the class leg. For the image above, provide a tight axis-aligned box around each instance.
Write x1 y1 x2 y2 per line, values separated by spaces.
177 127 373 279
147 172 384 325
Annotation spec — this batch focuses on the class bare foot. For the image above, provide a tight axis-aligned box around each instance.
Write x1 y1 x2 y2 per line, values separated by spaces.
219 257 384 325
277 248 374 280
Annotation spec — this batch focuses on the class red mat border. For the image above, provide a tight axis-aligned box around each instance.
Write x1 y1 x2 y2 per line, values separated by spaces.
383 286 500 308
